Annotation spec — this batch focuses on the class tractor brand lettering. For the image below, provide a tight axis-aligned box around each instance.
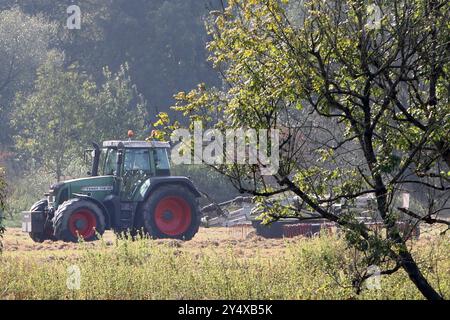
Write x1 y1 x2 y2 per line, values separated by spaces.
80 186 113 192
170 121 280 175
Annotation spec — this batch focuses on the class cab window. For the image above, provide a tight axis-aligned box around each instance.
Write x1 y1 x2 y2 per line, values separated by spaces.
103 149 118 175
124 149 151 173
153 148 170 176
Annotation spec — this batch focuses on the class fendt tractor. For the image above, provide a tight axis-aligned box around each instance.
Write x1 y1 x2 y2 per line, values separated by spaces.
22 134 202 243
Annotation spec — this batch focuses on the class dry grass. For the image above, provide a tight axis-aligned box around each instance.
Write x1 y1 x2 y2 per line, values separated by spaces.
0 227 448 300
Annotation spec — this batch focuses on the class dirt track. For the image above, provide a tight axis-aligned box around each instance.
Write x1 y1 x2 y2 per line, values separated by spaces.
2 226 298 257
4 224 443 259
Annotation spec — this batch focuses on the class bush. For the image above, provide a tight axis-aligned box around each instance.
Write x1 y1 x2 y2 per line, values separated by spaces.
0 234 448 299
4 159 89 227
171 164 240 205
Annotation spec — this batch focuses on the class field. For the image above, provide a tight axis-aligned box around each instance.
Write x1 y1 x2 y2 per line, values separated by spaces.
0 226 449 300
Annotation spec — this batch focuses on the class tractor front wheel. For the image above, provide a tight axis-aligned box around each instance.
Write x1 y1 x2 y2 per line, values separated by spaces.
53 198 106 242
141 185 201 240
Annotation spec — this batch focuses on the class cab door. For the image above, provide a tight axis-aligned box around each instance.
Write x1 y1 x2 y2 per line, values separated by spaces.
121 148 152 201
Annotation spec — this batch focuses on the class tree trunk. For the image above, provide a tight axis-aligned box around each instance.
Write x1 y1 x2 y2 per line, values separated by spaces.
376 179 443 300
398 249 443 300
362 126 443 300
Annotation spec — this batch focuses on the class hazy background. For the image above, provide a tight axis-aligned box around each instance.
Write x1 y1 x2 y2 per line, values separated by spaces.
0 0 238 225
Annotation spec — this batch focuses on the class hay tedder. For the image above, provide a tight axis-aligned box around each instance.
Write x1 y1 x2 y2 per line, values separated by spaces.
200 193 420 240
200 195 333 238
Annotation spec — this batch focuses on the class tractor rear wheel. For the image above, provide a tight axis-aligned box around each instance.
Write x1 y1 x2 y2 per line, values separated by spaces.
141 185 201 240
53 198 106 242
29 199 55 243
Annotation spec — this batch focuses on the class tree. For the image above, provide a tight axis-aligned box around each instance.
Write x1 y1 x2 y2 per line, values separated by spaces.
0 168 6 252
12 52 93 181
2 0 223 122
92 63 148 141
11 53 148 181
0 7 56 144
168 0 449 300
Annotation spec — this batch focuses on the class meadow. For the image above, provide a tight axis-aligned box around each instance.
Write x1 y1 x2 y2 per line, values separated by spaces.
0 227 448 300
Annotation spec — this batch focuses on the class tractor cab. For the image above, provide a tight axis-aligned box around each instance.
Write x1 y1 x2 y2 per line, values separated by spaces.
98 140 171 178
92 140 172 200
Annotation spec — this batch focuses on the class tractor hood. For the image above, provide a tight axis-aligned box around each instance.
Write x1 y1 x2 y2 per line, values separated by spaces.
63 176 115 194
51 176 116 208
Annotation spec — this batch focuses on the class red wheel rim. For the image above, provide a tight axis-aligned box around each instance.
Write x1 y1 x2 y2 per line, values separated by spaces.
154 196 192 236
68 209 97 239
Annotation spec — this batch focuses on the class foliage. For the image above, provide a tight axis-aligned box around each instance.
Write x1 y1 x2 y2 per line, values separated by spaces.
168 0 450 299
11 54 147 181
3 159 89 228
171 164 241 204
0 7 56 143
92 63 148 142
0 0 224 213
11 52 92 181
0 168 6 252
0 0 223 124
0 234 448 299
0 0 447 300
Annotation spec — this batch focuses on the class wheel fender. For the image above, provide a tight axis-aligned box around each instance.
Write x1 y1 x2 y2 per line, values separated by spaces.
140 177 202 200
72 193 111 227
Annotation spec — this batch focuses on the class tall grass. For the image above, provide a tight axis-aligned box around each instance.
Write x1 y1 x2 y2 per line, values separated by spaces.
1 234 448 300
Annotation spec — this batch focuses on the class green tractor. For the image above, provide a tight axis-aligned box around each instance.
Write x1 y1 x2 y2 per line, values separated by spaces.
22 139 202 242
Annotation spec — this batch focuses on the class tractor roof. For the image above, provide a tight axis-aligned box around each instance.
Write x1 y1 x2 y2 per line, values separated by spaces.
103 140 170 149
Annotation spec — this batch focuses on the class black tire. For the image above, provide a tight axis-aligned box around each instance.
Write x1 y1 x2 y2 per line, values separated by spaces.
141 185 201 240
53 198 106 243
29 199 55 243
